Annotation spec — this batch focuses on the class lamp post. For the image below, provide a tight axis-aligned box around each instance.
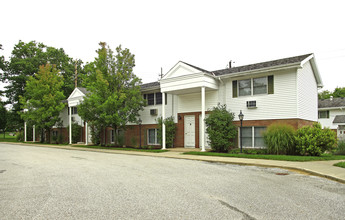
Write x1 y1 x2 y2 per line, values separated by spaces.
238 110 244 153
138 118 142 148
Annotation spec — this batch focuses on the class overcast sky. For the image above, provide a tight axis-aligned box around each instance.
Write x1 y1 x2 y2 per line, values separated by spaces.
1 0 345 92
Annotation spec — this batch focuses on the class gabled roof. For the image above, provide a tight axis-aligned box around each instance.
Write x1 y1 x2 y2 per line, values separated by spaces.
213 54 312 76
333 115 345 123
77 87 90 95
141 81 160 90
318 97 345 108
180 61 210 73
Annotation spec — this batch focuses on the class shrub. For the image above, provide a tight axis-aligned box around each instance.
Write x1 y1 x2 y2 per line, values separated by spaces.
295 123 337 156
157 116 177 148
334 141 345 155
16 131 24 142
68 122 82 144
205 104 237 152
263 123 296 155
117 133 125 146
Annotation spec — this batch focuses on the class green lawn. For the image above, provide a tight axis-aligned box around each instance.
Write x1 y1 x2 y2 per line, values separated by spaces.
334 162 345 168
72 145 168 153
0 132 17 142
183 151 345 162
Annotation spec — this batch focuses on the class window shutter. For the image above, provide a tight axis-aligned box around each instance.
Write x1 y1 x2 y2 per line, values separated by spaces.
232 80 238 98
268 75 274 94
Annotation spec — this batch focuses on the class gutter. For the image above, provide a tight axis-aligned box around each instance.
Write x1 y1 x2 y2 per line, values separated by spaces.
218 62 301 79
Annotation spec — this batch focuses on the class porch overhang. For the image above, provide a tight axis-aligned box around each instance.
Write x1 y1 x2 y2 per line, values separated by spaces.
160 73 219 94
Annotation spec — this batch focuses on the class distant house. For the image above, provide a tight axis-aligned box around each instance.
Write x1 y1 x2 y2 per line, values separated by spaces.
49 53 323 150
318 97 345 140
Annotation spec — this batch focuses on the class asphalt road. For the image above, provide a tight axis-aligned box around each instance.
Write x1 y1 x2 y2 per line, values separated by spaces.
1 143 345 220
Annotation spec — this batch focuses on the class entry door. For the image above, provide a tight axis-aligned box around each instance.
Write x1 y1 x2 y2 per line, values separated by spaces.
184 115 195 148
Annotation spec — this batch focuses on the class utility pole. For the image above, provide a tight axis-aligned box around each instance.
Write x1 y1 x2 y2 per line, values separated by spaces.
74 61 78 88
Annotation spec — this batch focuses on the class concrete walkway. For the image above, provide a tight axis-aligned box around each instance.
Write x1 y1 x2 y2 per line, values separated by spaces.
3 142 345 184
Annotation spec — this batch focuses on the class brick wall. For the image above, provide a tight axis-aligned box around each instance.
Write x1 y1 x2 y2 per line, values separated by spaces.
233 118 315 129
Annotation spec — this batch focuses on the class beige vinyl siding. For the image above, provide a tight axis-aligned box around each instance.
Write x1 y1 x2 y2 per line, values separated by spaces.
178 91 218 113
297 61 318 121
226 69 298 121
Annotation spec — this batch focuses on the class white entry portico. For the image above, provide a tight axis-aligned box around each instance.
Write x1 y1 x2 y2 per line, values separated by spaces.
160 61 218 151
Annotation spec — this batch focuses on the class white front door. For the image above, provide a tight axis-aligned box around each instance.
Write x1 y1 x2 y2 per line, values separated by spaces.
199 114 210 149
184 115 195 148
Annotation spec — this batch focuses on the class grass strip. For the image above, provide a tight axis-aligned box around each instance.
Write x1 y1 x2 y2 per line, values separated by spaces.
183 151 345 161
334 162 345 168
70 145 168 153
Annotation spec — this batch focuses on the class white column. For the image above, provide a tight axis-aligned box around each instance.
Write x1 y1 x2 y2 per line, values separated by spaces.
162 92 166 149
201 87 206 152
24 121 27 142
33 125 35 142
85 121 88 145
69 106 72 144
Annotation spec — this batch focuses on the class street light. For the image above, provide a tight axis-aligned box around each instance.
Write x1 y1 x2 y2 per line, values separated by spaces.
238 110 244 153
138 118 142 148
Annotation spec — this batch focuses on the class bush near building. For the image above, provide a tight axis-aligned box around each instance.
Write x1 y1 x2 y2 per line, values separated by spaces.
295 123 337 156
205 104 237 153
264 122 337 156
263 124 296 155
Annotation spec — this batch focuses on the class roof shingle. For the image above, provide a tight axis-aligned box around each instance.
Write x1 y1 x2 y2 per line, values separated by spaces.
213 54 312 76
318 97 345 108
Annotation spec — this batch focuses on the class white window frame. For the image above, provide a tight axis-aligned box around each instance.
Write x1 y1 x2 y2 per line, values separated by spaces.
238 76 268 97
147 128 159 145
239 126 266 148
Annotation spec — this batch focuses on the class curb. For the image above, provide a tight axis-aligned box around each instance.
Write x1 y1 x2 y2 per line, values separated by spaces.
2 142 345 184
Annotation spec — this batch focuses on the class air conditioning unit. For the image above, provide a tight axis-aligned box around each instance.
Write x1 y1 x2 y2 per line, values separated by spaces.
150 109 158 116
71 116 75 122
246 101 257 108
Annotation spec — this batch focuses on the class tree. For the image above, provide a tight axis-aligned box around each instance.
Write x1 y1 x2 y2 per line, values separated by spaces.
205 104 237 152
78 42 146 145
0 101 7 138
318 87 345 99
20 64 65 143
2 40 84 130
318 90 332 99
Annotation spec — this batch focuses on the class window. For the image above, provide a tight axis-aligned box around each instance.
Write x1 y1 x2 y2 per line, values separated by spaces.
234 75 273 97
156 92 162 104
111 130 115 143
143 92 167 105
147 128 159 145
147 93 154 105
253 77 267 95
318 110 329 119
240 126 266 148
68 107 78 115
52 130 58 137
239 79 251 96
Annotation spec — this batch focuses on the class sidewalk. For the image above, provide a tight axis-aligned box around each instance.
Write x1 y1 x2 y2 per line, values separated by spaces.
4 142 345 184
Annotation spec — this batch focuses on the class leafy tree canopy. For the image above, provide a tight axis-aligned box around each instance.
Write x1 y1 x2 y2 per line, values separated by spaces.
0 101 6 132
20 64 65 141
78 42 146 142
318 87 345 99
1 40 84 129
